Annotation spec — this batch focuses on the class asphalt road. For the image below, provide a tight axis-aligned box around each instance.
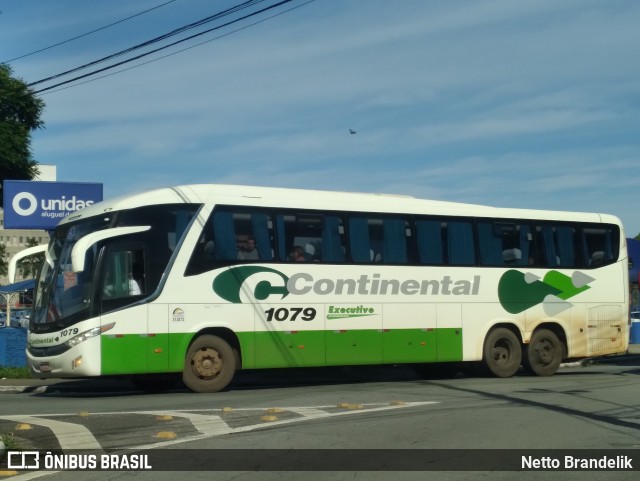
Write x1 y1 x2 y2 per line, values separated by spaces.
1 356 639 481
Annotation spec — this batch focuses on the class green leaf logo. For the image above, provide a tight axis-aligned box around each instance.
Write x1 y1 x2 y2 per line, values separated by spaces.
498 269 592 314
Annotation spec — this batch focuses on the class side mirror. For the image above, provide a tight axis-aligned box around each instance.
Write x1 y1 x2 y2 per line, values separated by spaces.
71 226 151 272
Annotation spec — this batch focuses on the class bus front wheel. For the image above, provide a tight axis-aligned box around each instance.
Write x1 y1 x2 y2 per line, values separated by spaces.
482 327 522 378
523 329 562 376
183 335 237 393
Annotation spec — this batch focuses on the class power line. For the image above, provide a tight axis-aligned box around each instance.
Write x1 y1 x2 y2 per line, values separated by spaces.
28 0 268 87
32 0 300 94
2 0 178 64
39 0 314 96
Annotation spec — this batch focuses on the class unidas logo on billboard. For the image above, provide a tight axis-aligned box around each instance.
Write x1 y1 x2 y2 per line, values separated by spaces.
3 180 103 229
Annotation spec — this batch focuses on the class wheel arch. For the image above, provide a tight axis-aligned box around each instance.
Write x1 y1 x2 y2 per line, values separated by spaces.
187 327 243 369
487 322 523 343
528 322 568 360
469 321 524 361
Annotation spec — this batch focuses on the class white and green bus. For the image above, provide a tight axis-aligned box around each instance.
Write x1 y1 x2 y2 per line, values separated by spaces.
12 185 629 393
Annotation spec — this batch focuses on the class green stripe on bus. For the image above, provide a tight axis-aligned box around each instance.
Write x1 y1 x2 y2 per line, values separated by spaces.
101 328 463 374
244 328 462 368
101 334 150 375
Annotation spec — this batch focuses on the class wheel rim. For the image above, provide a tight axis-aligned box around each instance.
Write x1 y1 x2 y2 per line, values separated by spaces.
533 339 554 365
191 347 223 379
492 340 512 365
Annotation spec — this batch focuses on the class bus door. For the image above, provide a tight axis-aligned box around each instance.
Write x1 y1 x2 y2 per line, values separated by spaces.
98 243 157 375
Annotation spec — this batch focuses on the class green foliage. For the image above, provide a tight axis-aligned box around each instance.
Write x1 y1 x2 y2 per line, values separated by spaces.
1 433 25 450
0 63 45 208
0 366 30 378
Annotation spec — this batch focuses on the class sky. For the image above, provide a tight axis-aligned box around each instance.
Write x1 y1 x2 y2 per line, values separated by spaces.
1 0 639 236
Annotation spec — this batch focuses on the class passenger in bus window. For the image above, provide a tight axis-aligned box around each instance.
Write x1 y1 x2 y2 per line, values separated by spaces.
129 260 144 295
289 246 305 261
238 236 259 261
129 273 142 295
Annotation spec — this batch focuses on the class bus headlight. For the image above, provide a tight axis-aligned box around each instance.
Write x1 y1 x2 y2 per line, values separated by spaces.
64 323 115 348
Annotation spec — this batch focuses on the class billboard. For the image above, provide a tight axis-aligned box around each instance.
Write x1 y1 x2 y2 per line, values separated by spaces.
3 180 103 230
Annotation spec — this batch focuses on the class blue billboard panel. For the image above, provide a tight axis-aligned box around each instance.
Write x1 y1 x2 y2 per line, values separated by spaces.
3 180 103 230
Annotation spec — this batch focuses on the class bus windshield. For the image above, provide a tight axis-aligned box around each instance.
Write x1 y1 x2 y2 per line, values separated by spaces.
32 216 109 330
31 203 201 333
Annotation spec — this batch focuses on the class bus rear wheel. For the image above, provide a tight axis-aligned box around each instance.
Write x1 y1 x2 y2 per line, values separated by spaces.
183 335 236 393
523 329 562 376
482 327 522 378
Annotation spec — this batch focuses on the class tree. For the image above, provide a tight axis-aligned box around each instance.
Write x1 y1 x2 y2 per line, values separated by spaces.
0 63 45 207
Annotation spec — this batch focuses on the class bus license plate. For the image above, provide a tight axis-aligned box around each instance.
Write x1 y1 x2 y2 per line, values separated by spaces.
39 362 52 372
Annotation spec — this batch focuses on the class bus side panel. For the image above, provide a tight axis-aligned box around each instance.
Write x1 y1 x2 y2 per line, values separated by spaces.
254 304 326 368
325 304 381 366
253 330 326 368
325 330 382 366
100 305 149 375
382 303 437 363
437 304 463 362
148 304 169 372
586 304 627 356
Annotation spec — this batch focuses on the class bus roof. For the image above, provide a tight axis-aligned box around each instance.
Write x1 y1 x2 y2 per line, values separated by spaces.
59 184 620 227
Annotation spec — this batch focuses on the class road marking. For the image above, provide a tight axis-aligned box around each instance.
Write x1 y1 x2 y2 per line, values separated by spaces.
134 402 439 440
1 402 439 447
287 407 333 418
135 402 439 445
0 415 101 450
0 400 439 480
139 410 235 436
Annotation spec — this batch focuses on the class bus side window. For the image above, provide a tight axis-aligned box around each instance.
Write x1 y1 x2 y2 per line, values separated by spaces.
536 224 579 268
382 218 409 264
346 215 410 264
416 219 444 265
348 216 369 263
582 225 619 267
276 212 346 263
322 215 345 263
102 248 145 300
447 221 475 265
477 222 533 266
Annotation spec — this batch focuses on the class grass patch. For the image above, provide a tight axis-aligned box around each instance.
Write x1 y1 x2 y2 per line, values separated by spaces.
1 433 25 450
0 367 31 379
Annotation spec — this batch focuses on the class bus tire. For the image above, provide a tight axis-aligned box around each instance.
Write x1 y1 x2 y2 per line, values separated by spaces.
183 335 236 393
523 329 562 376
482 327 522 378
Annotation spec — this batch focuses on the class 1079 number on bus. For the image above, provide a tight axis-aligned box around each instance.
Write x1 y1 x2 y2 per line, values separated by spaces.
264 307 316 322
